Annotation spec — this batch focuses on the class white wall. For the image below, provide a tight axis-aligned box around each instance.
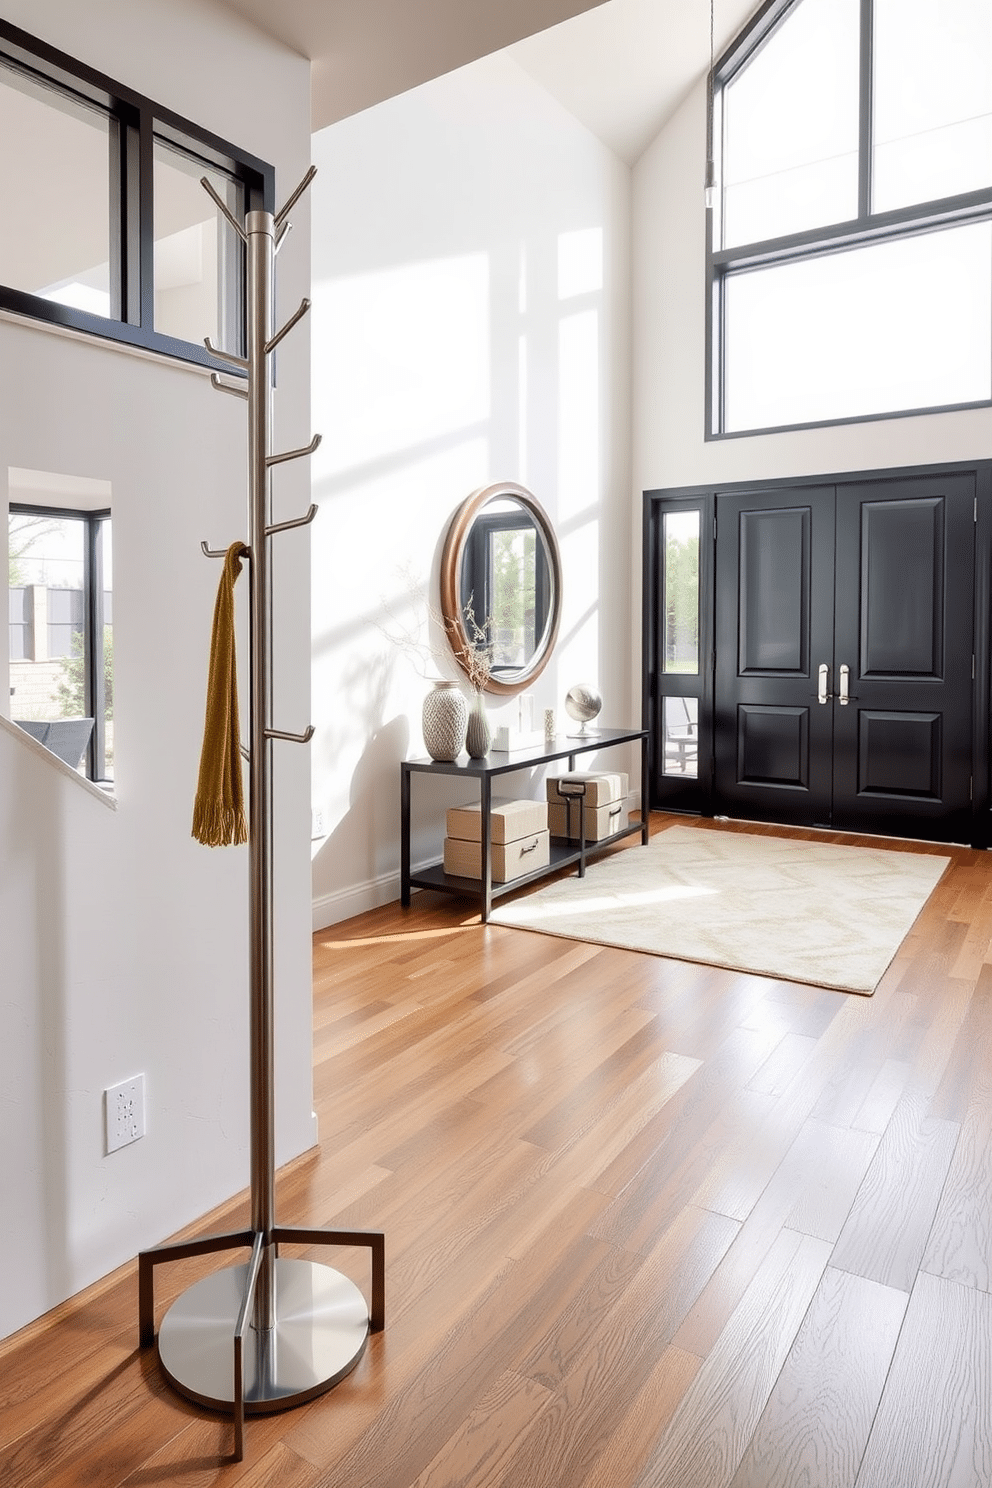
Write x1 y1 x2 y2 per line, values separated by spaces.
0 0 315 1340
309 51 632 927
632 79 992 495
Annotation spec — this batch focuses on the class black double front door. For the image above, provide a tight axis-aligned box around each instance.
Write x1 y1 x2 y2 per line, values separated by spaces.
714 474 975 842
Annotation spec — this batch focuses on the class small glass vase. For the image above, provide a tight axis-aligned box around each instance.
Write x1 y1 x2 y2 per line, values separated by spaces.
465 691 492 759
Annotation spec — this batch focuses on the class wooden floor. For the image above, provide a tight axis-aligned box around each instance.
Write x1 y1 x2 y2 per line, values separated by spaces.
3 813 992 1486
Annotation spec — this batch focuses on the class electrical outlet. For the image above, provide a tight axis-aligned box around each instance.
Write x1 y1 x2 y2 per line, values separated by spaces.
311 807 326 840
105 1075 145 1154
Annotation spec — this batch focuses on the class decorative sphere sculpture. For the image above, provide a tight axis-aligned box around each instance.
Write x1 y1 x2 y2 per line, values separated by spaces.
564 683 602 734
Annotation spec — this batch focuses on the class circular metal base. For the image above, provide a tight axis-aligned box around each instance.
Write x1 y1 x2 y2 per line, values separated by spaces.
157 1258 369 1413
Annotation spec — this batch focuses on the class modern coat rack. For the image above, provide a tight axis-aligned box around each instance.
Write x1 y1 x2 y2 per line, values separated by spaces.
137 167 384 1463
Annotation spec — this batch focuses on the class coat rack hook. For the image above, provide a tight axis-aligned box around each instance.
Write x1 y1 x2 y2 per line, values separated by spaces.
266 503 318 538
201 540 251 559
267 435 321 469
210 373 249 401
200 177 247 243
205 338 249 373
265 725 315 745
266 298 310 357
275 165 317 229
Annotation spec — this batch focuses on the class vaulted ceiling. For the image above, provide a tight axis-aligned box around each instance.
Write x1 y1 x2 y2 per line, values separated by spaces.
214 0 762 163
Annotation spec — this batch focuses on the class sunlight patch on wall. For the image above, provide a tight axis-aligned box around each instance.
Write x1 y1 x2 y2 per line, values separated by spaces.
316 254 491 474
558 227 603 300
557 516 600 691
558 308 600 517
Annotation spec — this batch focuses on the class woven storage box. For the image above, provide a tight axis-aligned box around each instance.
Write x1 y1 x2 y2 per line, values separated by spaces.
546 771 628 808
446 797 548 843
548 798 630 842
443 829 550 882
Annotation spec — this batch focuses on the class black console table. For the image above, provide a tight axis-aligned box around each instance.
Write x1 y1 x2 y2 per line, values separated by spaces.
400 726 649 922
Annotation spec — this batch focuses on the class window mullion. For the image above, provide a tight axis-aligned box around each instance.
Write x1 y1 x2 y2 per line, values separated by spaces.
120 109 143 325
137 104 155 331
107 113 123 322
859 0 874 220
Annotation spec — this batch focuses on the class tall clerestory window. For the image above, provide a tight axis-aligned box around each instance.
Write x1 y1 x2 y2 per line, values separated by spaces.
709 0 992 435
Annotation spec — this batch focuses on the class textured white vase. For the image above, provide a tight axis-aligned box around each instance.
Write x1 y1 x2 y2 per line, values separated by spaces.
465 692 491 759
422 680 467 761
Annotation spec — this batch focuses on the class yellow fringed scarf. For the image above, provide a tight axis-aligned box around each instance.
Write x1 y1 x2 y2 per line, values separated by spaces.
192 541 249 847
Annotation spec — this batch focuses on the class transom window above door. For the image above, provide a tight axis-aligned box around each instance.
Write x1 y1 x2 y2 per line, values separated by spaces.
709 0 992 435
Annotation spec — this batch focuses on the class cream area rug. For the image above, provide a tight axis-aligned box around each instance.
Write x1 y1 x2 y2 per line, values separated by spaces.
489 825 950 994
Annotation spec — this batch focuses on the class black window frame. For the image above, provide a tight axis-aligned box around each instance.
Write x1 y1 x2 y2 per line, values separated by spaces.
0 18 273 371
707 0 992 439
9 501 112 784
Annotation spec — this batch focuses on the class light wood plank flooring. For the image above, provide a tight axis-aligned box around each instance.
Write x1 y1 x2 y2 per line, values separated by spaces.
3 814 992 1486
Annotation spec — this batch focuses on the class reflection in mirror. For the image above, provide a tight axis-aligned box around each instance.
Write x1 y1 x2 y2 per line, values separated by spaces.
441 483 562 697
459 498 552 678
7 469 113 783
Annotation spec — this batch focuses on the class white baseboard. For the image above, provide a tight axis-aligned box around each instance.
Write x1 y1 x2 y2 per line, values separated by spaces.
311 868 402 931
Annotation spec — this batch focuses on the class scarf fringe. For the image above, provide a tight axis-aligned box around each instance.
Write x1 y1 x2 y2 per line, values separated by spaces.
191 799 249 849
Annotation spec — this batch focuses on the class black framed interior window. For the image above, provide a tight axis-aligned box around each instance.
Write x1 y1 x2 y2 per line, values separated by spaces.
708 0 992 436
0 18 272 370
9 503 113 784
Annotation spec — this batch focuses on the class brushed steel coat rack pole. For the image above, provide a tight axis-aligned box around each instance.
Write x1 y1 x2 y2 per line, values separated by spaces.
137 166 384 1465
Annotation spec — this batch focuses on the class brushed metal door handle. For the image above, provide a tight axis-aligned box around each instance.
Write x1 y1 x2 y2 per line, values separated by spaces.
817 663 830 705
839 664 850 705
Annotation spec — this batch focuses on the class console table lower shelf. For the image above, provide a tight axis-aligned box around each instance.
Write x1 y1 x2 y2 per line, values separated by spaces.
400 726 650 922
409 822 645 912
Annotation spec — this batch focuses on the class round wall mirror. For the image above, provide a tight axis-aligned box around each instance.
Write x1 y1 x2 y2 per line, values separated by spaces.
439 482 562 697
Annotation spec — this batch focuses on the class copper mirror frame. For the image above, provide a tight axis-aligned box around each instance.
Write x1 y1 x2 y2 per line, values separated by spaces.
439 482 563 698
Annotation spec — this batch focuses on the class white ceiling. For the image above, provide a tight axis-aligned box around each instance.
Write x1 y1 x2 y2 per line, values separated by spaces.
213 0 764 162
510 0 761 164
213 0 608 132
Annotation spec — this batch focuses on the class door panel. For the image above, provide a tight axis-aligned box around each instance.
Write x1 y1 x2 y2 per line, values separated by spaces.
715 488 835 825
739 507 810 673
737 705 810 788
832 477 974 839
857 711 942 798
860 498 943 676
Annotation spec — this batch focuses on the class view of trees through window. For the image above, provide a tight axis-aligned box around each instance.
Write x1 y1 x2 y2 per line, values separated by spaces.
663 510 699 675
490 525 538 671
8 504 113 781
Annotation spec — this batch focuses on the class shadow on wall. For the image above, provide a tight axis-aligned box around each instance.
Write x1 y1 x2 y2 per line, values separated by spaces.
4 739 69 1332
313 716 411 903
312 646 411 891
